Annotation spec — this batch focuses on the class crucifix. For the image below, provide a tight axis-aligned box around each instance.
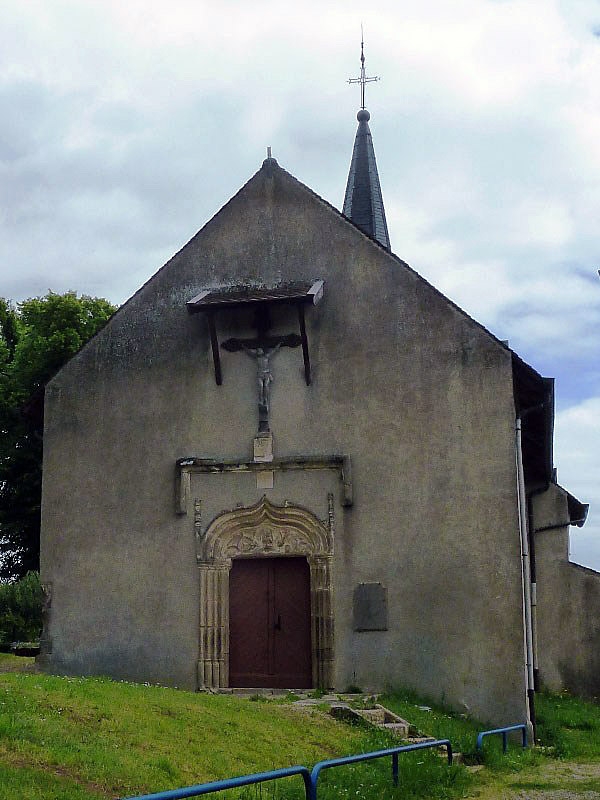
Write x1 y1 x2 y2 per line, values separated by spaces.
348 29 379 110
221 306 301 434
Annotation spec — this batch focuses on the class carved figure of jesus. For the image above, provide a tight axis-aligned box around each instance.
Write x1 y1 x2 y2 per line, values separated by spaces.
242 342 282 431
256 348 272 413
221 332 300 434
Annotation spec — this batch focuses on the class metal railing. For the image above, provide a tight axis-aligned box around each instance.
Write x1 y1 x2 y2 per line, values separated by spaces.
120 765 312 800
308 739 453 799
120 739 453 800
476 723 528 753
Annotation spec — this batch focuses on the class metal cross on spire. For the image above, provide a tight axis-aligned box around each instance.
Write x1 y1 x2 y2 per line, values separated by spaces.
348 28 379 110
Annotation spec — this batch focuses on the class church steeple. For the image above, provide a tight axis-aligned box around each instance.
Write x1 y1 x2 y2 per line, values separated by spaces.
343 39 391 250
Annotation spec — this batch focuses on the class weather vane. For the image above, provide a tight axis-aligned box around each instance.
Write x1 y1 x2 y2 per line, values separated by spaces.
348 26 379 110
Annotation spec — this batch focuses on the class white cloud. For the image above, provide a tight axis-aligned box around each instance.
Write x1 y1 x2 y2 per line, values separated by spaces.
555 396 600 570
0 0 598 573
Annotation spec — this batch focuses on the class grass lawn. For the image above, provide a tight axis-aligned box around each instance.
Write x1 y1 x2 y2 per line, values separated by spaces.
0 659 598 800
535 689 600 760
0 668 468 800
0 652 38 672
381 688 542 769
0 670 356 798
383 686 600 799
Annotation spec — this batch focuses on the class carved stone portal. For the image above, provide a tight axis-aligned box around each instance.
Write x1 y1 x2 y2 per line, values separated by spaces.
197 496 334 690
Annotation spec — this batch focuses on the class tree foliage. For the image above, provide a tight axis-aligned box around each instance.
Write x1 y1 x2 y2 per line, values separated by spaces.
0 292 116 580
0 571 43 645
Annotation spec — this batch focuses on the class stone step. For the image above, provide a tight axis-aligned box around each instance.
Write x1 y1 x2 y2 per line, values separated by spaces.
241 691 455 761
358 708 387 725
382 722 411 737
288 693 446 756
405 736 437 744
329 702 414 739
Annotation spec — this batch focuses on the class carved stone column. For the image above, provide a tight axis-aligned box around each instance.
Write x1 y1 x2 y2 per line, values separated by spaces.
308 555 334 688
198 562 230 689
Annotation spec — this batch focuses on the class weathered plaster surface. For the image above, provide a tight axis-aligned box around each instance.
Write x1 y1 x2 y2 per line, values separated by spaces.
40 160 527 724
534 485 600 697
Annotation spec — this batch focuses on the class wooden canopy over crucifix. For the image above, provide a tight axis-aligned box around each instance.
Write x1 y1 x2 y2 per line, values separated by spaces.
186 279 324 389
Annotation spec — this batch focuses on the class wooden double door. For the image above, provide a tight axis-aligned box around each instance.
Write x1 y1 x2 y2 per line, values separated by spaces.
229 557 312 688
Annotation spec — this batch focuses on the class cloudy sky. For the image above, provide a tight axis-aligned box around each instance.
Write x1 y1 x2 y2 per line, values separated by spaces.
1 0 599 568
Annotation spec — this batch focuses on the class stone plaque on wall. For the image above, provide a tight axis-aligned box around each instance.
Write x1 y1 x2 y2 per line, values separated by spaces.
353 582 388 631
253 433 273 463
256 470 274 489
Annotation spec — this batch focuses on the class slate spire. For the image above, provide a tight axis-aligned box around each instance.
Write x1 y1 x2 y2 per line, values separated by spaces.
343 40 391 250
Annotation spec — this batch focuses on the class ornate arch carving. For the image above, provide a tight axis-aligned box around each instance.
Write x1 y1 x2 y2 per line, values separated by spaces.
197 496 334 691
199 496 332 563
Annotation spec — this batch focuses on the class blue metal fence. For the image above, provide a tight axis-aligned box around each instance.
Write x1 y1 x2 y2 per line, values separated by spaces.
120 739 453 800
121 724 530 799
476 723 528 753
120 765 312 800
308 739 453 800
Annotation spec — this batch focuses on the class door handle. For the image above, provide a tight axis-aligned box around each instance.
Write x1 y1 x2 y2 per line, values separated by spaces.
274 614 282 631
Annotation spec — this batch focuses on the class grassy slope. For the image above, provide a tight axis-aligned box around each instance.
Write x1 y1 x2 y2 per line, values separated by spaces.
384 686 600 799
383 686 600 761
0 669 365 799
535 690 600 761
1 656 599 800
0 662 469 800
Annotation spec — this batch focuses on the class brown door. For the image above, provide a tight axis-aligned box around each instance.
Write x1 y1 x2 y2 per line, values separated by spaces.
229 557 312 688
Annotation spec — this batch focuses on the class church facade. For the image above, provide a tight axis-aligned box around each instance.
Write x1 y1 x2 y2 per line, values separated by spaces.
39 97 596 727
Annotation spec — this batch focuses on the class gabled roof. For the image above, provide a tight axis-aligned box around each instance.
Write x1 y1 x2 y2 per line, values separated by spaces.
342 109 390 250
46 155 523 385
43 155 585 518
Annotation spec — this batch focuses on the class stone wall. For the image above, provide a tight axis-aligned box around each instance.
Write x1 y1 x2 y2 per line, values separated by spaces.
40 158 529 725
534 484 600 697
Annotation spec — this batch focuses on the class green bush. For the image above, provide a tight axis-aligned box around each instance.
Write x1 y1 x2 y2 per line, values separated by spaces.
0 571 43 646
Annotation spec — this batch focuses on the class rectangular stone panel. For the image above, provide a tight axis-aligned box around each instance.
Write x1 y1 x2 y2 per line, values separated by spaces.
353 582 388 631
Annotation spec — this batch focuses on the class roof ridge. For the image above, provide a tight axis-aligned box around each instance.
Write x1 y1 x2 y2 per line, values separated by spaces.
267 159 530 368
49 157 543 390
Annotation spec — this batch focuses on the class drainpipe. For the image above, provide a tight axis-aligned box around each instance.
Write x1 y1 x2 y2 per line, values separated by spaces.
516 417 536 734
527 484 548 693
530 568 539 694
